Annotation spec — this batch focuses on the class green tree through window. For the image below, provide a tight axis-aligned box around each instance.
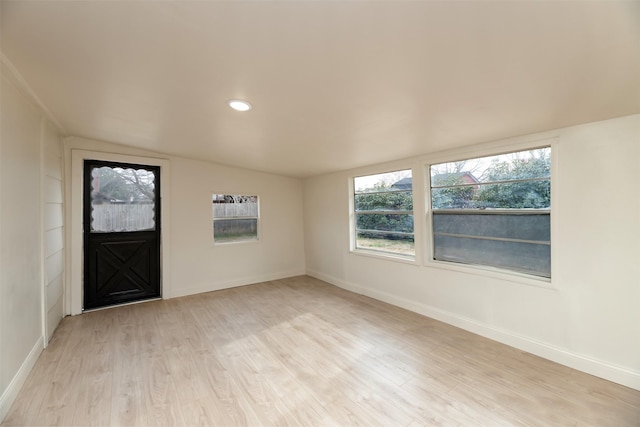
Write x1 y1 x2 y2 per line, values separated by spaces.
430 147 551 278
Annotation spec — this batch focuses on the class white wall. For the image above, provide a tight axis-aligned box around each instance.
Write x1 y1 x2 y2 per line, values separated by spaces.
63 137 306 308
169 156 306 297
0 61 64 420
303 114 640 390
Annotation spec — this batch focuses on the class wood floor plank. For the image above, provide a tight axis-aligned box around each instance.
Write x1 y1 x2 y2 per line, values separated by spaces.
197 350 265 426
229 333 330 424
3 275 640 426
71 339 113 426
142 354 186 427
110 348 149 426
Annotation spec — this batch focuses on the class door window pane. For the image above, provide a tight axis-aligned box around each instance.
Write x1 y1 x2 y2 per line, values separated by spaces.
90 166 156 232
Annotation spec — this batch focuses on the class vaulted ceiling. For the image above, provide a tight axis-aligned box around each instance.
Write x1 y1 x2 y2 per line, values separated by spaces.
2 1 639 177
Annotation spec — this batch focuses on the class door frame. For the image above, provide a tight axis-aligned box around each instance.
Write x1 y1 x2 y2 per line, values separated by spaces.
68 149 171 315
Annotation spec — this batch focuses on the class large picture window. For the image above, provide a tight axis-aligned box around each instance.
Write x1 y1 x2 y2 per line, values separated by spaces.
429 147 551 278
353 170 414 258
212 194 259 243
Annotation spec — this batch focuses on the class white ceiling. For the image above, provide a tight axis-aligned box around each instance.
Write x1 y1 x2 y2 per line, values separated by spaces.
2 1 639 178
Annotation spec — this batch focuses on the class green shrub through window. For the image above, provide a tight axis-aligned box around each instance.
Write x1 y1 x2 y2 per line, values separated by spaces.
353 170 414 257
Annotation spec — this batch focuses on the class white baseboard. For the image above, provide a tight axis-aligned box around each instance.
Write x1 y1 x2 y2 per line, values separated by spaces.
0 337 44 423
170 269 307 299
306 269 640 391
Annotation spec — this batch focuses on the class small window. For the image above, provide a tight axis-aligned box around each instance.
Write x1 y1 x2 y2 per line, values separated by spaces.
429 147 551 278
353 170 414 258
212 194 259 243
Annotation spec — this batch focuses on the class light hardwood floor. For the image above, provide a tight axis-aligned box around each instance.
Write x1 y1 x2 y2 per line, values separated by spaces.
3 276 640 426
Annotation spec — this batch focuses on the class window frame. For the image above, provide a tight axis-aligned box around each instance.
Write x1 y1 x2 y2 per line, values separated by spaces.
212 193 260 245
350 168 417 262
425 143 555 285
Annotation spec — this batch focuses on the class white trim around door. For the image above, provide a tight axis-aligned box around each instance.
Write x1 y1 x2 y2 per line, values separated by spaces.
68 149 171 315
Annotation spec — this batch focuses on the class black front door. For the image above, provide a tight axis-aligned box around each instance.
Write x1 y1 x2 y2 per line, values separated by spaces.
83 160 161 310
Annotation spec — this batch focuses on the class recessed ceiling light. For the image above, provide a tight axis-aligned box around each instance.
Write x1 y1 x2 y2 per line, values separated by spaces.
227 99 252 112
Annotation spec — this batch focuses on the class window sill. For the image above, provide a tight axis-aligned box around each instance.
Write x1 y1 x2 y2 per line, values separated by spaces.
425 259 554 289
351 248 418 265
213 239 260 247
